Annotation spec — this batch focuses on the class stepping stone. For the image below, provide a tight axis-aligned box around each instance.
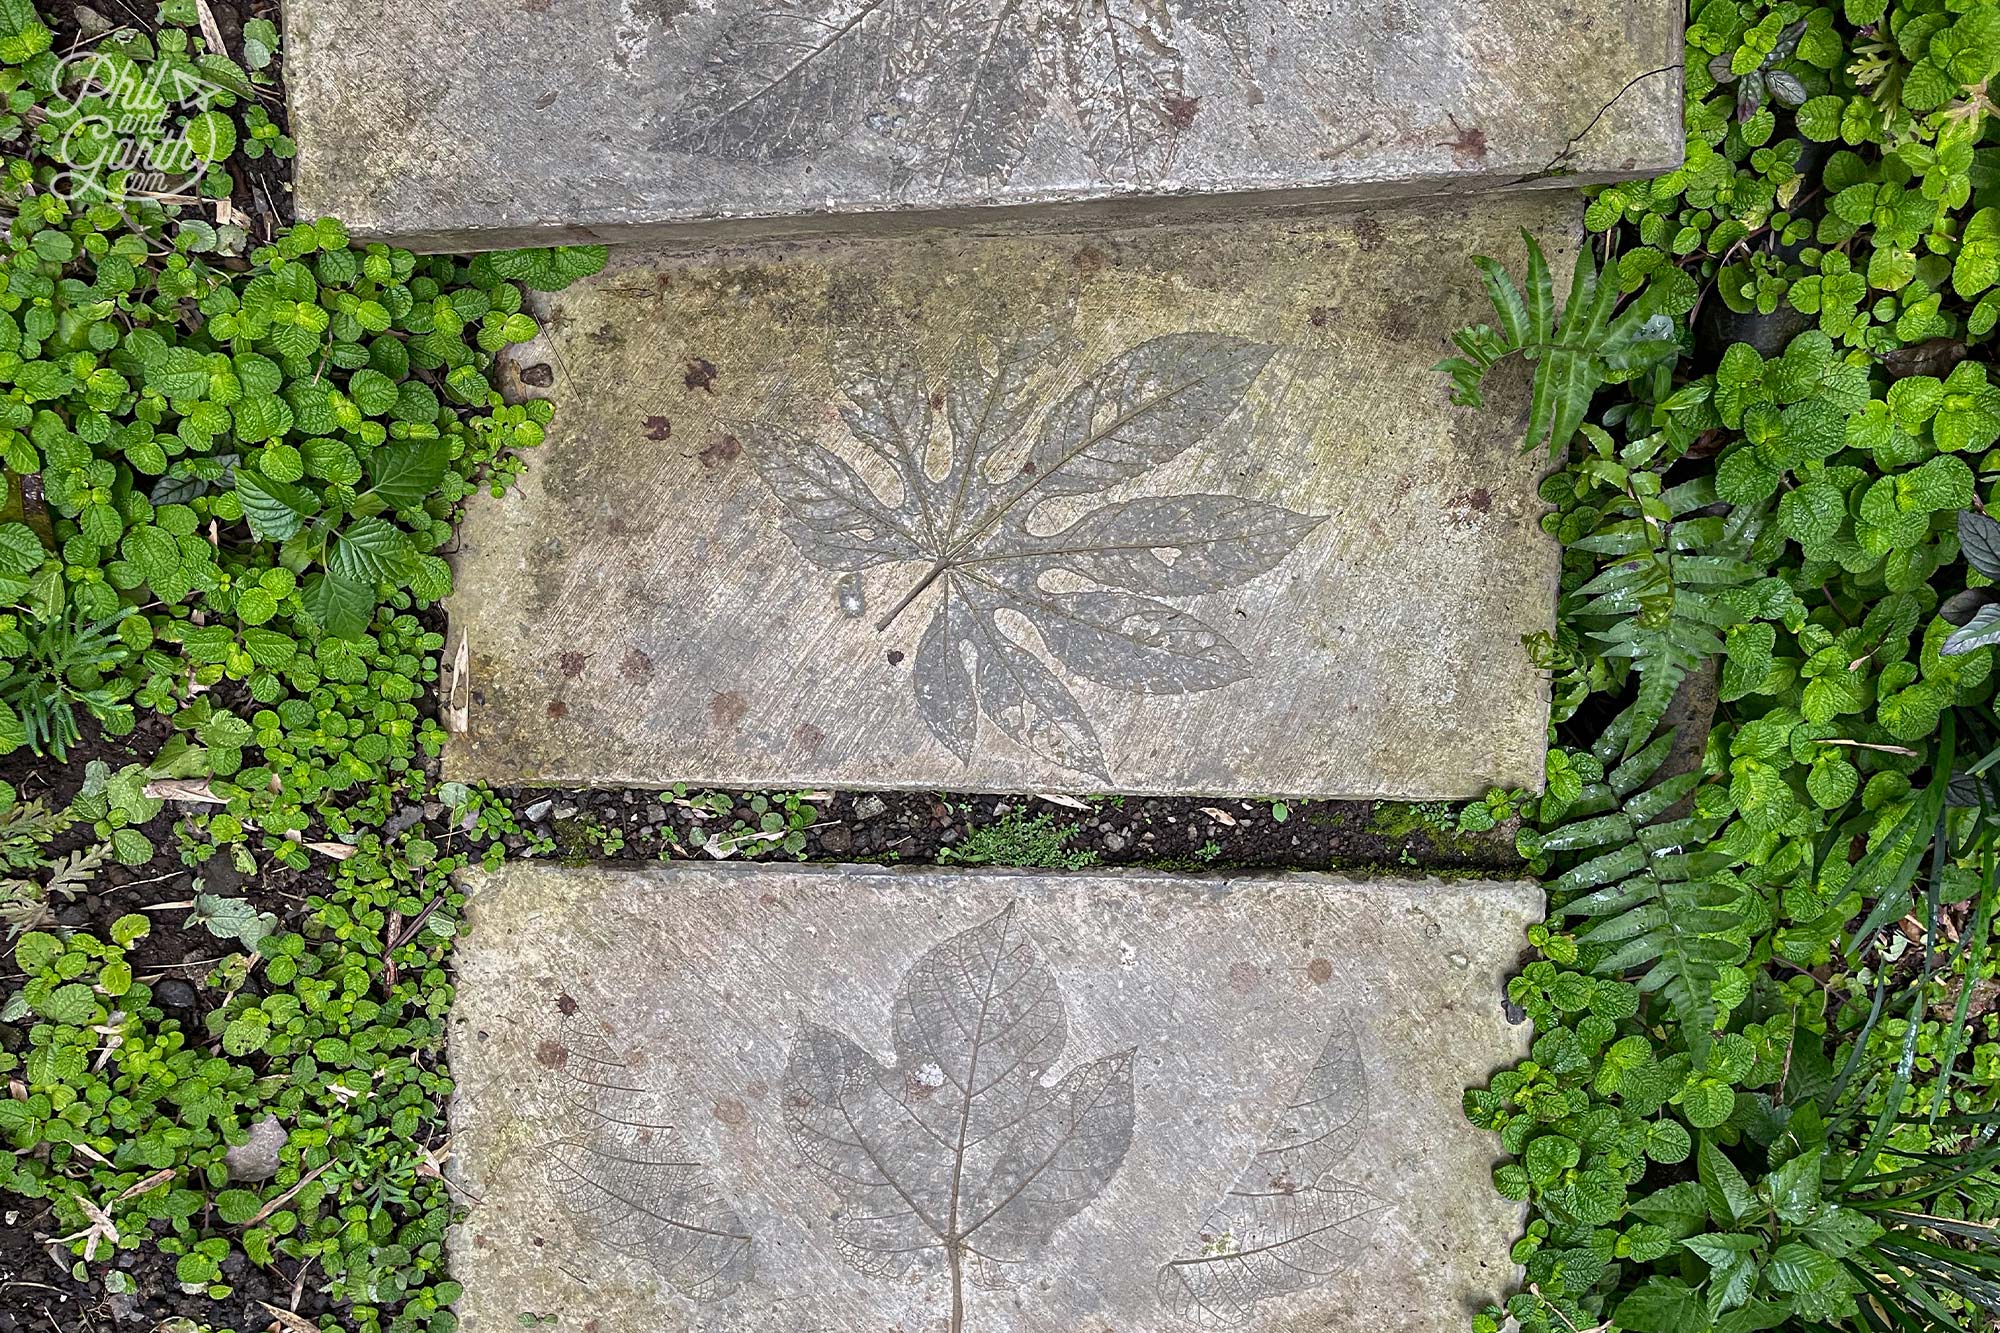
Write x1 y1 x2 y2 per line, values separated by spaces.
445 198 1569 797
447 861 1538 1332
284 0 1683 249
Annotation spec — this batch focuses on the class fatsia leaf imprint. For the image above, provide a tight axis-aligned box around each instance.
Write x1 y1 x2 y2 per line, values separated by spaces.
781 903 1135 1332
668 0 1252 182
1156 1022 1382 1328
533 991 754 1300
746 330 1323 778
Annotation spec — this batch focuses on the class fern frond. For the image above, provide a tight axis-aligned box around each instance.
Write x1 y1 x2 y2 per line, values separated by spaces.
1532 709 1748 1063
1436 231 1679 456
1435 325 1513 408
1573 497 1771 758
0 795 75 870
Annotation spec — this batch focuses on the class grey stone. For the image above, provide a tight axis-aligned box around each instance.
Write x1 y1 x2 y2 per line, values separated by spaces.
521 798 553 822
447 861 1538 1332
225 1114 287 1182
444 200 1569 798
853 795 890 820
284 0 1682 251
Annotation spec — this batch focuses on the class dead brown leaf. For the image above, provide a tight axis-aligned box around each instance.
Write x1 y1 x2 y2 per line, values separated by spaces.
242 1161 333 1229
444 631 470 733
114 1168 175 1201
256 1301 324 1333
143 778 225 804
193 0 226 56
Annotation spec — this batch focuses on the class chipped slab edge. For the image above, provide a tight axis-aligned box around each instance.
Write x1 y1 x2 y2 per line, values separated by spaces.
443 860 1543 1333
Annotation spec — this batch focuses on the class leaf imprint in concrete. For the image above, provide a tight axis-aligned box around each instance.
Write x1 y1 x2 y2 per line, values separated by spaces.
533 994 755 1299
672 0 1256 186
450 864 1538 1330
1158 1023 1379 1327
748 331 1323 779
783 902 1135 1330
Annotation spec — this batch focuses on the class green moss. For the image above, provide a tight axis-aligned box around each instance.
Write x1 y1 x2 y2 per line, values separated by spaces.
1370 800 1500 861
942 812 1098 870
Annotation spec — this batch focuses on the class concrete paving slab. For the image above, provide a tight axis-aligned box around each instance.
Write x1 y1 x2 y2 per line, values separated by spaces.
443 199 1570 798
446 861 1539 1332
285 0 1682 249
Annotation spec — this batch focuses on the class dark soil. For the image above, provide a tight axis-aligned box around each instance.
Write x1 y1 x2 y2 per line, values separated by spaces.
0 718 334 1333
486 784 1518 875
0 1221 331 1333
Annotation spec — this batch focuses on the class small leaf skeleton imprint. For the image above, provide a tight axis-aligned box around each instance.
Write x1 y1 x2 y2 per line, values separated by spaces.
533 989 754 1301
781 902 1136 1332
667 0 1259 185
1156 1021 1382 1328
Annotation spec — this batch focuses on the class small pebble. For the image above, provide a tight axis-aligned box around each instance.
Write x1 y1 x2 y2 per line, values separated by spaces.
522 798 553 822
225 1115 288 1182
853 795 888 820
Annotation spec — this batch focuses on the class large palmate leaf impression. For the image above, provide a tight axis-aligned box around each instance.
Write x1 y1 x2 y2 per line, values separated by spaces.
746 330 1322 778
782 903 1134 1329
667 0 1256 185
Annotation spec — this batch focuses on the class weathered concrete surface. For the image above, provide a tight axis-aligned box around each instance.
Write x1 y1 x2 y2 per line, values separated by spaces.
444 200 1569 798
447 861 1539 1332
285 0 1682 250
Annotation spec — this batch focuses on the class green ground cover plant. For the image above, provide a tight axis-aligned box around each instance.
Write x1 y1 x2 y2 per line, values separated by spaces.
1446 0 2000 1328
0 3 606 1329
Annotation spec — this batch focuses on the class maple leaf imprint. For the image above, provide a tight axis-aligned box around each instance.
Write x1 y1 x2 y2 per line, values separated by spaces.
745 331 1325 778
1156 1021 1383 1328
781 903 1136 1333
664 0 1255 185
531 992 755 1302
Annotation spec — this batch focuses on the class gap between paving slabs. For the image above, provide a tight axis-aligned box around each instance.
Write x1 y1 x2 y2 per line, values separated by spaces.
477 785 1522 875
